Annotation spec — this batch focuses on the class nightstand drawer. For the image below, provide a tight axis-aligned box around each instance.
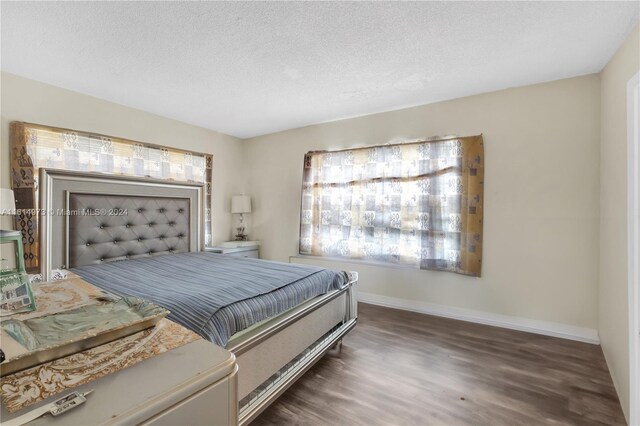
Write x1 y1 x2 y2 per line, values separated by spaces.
226 249 259 259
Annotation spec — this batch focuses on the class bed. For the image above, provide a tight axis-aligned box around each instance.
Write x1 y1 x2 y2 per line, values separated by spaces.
38 169 358 425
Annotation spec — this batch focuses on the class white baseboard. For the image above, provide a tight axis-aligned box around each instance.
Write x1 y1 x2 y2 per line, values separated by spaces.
358 292 600 345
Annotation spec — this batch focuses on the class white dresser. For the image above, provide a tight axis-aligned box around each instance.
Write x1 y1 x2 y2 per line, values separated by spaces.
1 340 238 425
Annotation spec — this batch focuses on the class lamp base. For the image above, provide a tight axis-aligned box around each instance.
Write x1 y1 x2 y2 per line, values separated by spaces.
234 227 248 241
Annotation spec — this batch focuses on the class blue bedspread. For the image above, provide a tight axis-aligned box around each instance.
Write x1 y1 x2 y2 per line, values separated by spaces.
72 252 347 346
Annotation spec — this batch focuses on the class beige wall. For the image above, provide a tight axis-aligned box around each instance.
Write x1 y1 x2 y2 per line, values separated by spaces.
0 72 245 245
244 75 601 330
599 25 639 422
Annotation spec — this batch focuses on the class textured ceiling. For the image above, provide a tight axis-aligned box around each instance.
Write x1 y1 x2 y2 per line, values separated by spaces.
1 2 638 138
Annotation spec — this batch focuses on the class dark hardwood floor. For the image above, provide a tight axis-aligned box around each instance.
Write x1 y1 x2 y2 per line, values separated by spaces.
252 303 625 426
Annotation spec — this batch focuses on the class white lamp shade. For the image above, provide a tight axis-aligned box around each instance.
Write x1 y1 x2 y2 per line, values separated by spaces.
0 188 16 213
231 195 251 214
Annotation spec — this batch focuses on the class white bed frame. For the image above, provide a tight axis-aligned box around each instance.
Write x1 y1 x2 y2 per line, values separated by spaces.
230 276 357 425
40 169 358 425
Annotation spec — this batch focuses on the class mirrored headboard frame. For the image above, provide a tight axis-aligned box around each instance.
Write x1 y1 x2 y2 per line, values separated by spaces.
40 169 204 281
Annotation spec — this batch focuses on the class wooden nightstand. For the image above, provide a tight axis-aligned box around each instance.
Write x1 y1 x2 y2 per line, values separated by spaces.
205 242 260 259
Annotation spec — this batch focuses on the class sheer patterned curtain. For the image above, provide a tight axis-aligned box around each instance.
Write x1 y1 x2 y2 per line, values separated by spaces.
299 135 484 277
11 122 213 272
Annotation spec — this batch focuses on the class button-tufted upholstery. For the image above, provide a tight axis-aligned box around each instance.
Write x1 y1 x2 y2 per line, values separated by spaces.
68 194 190 268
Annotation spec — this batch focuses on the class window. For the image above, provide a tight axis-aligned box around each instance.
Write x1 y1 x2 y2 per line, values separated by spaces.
10 122 213 272
299 135 484 276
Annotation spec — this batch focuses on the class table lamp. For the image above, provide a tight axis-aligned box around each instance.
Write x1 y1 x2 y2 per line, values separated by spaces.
0 187 20 269
231 195 251 241
0 188 16 232
0 188 35 314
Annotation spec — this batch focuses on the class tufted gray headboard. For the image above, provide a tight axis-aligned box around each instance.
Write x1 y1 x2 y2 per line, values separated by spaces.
39 169 204 280
68 193 190 268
